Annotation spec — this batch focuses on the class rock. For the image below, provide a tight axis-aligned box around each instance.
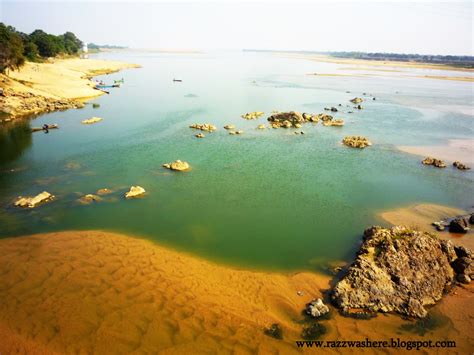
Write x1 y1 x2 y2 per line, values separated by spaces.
323 119 344 127
422 157 446 168
15 191 54 208
264 323 282 339
228 131 236 135
330 107 338 112
342 136 372 148
456 274 471 284
449 218 469 233
267 111 305 128
189 123 216 132
163 160 190 171
124 186 146 198
350 97 363 104
453 161 470 170
96 188 113 195
297 291 304 296
302 113 312 120
257 124 265 129
331 226 466 318
356 104 363 110
317 114 333 122
305 298 329 318
241 111 264 120
235 130 244 135
294 123 302 128
470 213 474 224
79 194 102 204
432 221 445 231
223 124 235 130
81 117 103 124
451 257 472 275
301 323 327 340
92 103 100 108
195 133 205 138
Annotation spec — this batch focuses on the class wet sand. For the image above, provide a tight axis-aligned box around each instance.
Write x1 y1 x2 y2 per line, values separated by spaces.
0 230 473 354
398 139 474 165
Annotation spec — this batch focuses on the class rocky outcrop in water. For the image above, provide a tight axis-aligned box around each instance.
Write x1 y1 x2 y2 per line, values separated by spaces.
331 226 473 318
453 161 470 170
242 111 264 120
422 157 446 168
350 97 363 104
189 123 216 132
449 217 470 233
267 111 305 128
163 160 190 171
323 119 344 127
14 191 54 208
124 186 146 198
81 117 103 125
342 136 372 148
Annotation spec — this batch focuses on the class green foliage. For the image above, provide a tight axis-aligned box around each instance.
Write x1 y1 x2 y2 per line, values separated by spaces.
0 22 84 73
0 23 25 73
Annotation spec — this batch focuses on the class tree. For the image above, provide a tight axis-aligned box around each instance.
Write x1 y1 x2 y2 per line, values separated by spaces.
0 23 25 73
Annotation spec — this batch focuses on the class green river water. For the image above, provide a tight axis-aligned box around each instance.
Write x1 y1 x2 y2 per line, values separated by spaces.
1 51 473 271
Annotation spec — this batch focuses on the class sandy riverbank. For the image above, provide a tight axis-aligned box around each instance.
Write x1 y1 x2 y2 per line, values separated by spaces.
0 58 140 118
0 230 472 354
398 139 474 165
280 53 474 73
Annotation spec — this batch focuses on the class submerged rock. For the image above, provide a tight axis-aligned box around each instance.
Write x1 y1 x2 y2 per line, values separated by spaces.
422 157 446 168
223 124 235 130
163 160 190 171
14 191 54 208
81 117 103 124
323 119 344 127
264 323 283 339
305 298 329 318
453 161 470 170
78 194 102 204
195 133 205 138
124 186 146 198
331 226 472 318
242 111 264 120
96 188 113 195
257 124 266 129
342 136 372 148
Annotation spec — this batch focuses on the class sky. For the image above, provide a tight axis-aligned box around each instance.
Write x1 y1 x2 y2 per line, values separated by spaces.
1 0 473 55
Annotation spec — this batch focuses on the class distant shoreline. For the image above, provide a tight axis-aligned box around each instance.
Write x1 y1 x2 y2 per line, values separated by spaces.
0 57 140 119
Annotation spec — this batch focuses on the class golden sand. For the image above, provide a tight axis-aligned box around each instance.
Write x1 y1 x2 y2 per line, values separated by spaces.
0 230 473 354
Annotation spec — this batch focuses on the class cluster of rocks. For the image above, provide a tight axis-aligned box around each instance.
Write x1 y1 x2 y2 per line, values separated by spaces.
81 117 103 125
422 157 446 168
267 111 305 128
331 226 473 318
14 191 54 208
422 157 470 170
433 213 473 233
228 130 244 135
189 123 217 132
162 160 190 171
241 111 264 120
195 133 205 138
342 136 372 148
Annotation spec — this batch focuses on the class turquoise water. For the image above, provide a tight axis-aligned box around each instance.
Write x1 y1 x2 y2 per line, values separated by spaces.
1 51 473 271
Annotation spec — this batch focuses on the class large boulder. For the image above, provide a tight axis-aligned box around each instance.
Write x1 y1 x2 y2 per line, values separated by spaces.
331 226 471 318
449 217 470 233
342 136 372 148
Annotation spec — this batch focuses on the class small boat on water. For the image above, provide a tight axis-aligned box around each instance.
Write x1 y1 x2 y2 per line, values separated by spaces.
173 79 182 82
96 84 121 89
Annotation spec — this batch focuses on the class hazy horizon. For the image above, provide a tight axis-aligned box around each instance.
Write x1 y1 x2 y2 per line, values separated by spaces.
1 1 473 56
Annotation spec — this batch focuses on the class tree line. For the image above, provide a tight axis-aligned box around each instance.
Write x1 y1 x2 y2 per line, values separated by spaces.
0 23 83 73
